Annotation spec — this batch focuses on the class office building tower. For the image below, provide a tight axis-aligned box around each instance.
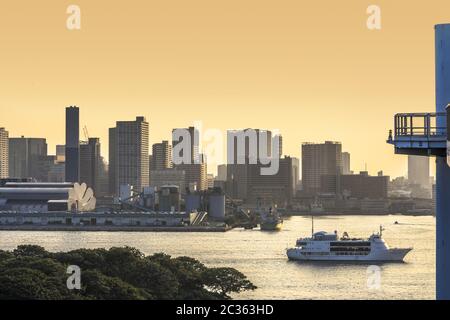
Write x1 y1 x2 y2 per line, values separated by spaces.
151 140 172 170
408 155 430 188
172 127 207 191
172 126 200 164
275 134 283 158
108 127 116 195
80 138 101 193
65 106 80 182
226 129 274 201
109 117 149 195
340 171 389 199
246 156 299 206
302 141 343 195
0 128 8 178
8 137 47 179
342 152 351 175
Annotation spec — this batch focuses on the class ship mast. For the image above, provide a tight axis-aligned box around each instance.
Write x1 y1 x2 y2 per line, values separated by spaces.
311 214 314 237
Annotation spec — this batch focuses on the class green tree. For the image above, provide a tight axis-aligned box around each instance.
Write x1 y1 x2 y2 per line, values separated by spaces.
13 245 49 258
202 267 257 300
81 270 151 300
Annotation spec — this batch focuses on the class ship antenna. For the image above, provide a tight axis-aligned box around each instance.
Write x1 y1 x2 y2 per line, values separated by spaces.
312 214 314 237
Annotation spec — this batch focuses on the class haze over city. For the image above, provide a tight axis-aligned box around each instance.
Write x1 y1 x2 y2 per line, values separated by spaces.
1 1 446 176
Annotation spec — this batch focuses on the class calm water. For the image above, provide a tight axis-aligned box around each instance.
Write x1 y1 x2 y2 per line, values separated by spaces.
0 215 435 300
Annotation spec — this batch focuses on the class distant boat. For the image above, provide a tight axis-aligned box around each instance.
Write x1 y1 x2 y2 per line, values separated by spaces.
260 206 283 231
287 218 412 262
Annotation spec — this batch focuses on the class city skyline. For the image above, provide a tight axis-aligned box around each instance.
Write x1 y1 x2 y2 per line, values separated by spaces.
1 1 445 178
0 109 431 179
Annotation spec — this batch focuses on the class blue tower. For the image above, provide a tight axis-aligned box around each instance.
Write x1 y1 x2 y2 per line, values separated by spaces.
388 24 450 299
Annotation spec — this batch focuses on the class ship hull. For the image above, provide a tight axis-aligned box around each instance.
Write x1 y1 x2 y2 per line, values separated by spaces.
286 248 412 262
260 221 283 231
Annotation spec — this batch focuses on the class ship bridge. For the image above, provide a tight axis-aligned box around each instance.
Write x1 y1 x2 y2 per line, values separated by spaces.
387 111 447 157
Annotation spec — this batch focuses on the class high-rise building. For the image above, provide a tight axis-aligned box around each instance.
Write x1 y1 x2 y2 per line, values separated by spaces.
228 129 273 165
151 140 172 170
109 117 149 195
8 137 47 179
342 152 351 175
65 106 80 183
301 141 343 195
226 129 273 200
108 127 116 196
246 156 299 206
0 128 8 178
80 138 101 193
172 127 207 191
408 155 430 188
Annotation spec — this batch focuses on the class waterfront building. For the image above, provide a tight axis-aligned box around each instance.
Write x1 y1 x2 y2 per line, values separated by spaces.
246 156 299 207
301 141 343 196
8 137 47 179
109 117 150 196
340 171 389 199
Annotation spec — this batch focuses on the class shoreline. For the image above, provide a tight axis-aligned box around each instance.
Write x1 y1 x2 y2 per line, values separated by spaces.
284 212 434 217
0 225 231 232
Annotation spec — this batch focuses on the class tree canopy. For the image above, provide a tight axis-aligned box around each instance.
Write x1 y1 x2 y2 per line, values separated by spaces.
0 245 256 300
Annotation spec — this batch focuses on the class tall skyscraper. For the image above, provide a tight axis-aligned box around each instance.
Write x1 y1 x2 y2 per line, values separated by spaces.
226 129 273 200
408 155 430 188
151 140 172 170
65 106 80 183
8 137 47 179
172 127 207 191
301 141 343 195
109 117 149 196
80 138 101 193
0 128 8 178
342 152 351 175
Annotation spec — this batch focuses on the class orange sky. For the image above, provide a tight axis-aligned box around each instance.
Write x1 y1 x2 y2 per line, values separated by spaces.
1 0 448 177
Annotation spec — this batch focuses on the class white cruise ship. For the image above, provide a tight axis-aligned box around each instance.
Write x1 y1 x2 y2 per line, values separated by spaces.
286 226 412 262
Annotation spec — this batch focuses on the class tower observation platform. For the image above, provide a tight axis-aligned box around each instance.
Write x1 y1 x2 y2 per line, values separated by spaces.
387 112 447 157
387 24 450 300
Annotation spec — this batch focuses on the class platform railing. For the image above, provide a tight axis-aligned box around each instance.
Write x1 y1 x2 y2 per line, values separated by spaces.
393 112 446 138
